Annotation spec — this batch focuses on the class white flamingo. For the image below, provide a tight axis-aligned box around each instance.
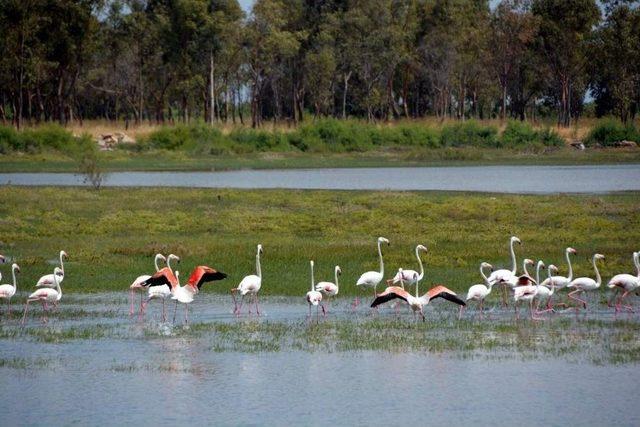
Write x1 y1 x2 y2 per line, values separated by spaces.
387 245 428 288
316 265 341 312
607 251 639 313
355 237 390 306
460 262 493 319
22 267 63 324
232 244 263 316
567 254 605 311
371 274 465 321
487 236 521 306
535 264 559 314
129 253 166 316
0 263 20 317
514 260 544 320
306 260 324 321
35 250 68 288
540 247 577 290
142 254 180 321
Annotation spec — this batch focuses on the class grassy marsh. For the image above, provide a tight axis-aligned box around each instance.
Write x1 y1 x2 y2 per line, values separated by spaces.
0 187 638 296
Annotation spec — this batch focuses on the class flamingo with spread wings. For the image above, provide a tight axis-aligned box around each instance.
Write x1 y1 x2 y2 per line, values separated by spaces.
371 274 465 321
143 264 226 324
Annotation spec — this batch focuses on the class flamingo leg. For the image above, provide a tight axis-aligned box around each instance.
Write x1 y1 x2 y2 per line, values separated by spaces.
237 295 245 316
21 300 32 325
7 299 11 317
616 291 634 313
458 305 463 320
253 292 260 316
321 303 326 317
173 300 178 324
129 290 135 316
501 284 508 307
162 299 167 322
42 301 48 323
351 296 359 310
308 304 312 319
568 289 587 310
185 304 189 324
420 308 426 322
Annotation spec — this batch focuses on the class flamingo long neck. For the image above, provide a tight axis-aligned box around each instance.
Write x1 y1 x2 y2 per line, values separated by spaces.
54 272 61 296
633 253 639 278
310 263 315 292
256 252 262 279
415 279 419 298
334 268 339 288
592 256 602 286
416 247 425 280
11 266 17 289
548 269 555 295
509 240 517 275
566 249 574 281
536 263 542 285
154 254 163 272
59 252 65 275
167 257 174 272
480 265 492 290
377 241 384 277
523 261 531 278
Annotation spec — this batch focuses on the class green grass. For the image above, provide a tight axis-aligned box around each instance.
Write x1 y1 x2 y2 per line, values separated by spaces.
1 147 640 172
2 315 640 364
0 187 638 296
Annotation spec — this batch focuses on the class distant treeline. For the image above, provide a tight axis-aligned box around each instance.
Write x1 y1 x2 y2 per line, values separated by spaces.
1 0 639 129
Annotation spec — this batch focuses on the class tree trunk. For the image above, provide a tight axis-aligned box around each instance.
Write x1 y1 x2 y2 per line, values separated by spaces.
342 71 351 119
209 51 215 125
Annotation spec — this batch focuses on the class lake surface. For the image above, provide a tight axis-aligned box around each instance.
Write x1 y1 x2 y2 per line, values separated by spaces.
1 293 639 426
1 164 639 193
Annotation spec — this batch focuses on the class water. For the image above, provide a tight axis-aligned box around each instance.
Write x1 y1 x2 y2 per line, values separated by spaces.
1 293 639 425
1 164 639 193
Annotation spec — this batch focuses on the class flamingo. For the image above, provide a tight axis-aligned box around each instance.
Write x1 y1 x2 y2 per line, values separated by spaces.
459 262 493 319
521 258 535 280
487 236 521 306
540 247 577 290
35 250 68 288
128 253 166 316
386 245 428 288
606 251 639 313
371 274 465 321
513 260 544 320
143 264 227 324
231 244 263 316
315 265 341 312
0 263 20 317
567 254 605 311
535 264 559 314
22 267 63 324
306 260 324 321
141 254 180 321
355 237 390 306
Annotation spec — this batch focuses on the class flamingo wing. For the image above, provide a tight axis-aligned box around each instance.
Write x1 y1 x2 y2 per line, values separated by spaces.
143 267 178 289
187 266 227 290
370 286 410 308
425 285 466 306
516 274 537 286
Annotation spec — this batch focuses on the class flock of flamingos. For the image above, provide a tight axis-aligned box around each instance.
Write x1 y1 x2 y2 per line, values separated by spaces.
1 235 639 324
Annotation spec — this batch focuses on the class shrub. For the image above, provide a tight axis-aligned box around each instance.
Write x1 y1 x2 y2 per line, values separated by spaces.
441 121 498 147
500 120 563 148
584 119 639 147
0 124 78 154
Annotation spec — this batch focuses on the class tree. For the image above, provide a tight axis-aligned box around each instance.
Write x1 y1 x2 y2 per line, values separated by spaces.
532 0 599 126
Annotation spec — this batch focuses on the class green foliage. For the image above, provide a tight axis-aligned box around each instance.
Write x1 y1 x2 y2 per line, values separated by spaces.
584 119 640 147
0 124 82 154
441 121 498 147
500 120 564 148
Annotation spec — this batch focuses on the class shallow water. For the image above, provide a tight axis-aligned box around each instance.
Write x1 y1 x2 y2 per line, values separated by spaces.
1 293 639 425
2 164 640 193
